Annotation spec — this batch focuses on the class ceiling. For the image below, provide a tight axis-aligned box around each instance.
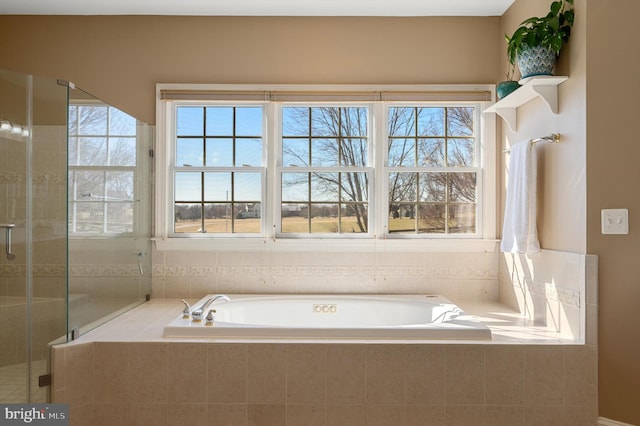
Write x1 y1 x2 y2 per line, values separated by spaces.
0 0 515 17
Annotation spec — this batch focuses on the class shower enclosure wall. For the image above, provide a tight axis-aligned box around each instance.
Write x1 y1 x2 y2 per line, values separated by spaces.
0 69 152 403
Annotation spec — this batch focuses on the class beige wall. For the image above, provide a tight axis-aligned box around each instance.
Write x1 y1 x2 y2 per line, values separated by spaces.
0 15 500 124
586 0 640 424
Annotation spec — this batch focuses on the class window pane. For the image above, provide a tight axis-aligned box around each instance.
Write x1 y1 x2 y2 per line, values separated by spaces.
177 107 203 136
74 203 104 232
106 171 134 201
419 173 446 202
175 172 202 201
447 107 474 137
389 172 417 202
203 172 231 201
341 172 368 203
235 203 261 233
418 138 444 167
282 138 309 167
203 203 232 233
234 172 261 201
236 138 262 166
78 106 107 135
281 204 308 233
418 204 446 233
78 137 107 166
68 106 78 135
311 108 338 137
449 204 476 233
447 139 474 167
310 204 339 233
341 204 367 233
341 107 368 137
205 138 233 167
388 138 415 167
311 173 339 202
109 107 136 135
449 172 476 202
311 138 338 167
282 107 309 137
76 171 105 200
174 203 202 233
206 107 233 136
106 203 133 233
418 107 445 136
235 107 262 136
176 138 204 167
388 107 414 137
282 173 308 201
109 137 136 166
68 136 78 166
340 138 367 167
388 204 416 233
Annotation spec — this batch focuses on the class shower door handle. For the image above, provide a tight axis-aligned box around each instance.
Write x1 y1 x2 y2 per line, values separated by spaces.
0 223 16 260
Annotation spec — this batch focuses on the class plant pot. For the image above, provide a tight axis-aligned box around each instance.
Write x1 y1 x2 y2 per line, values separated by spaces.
516 45 557 79
497 81 521 99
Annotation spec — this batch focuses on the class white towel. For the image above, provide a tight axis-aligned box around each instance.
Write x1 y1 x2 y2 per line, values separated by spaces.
500 140 540 254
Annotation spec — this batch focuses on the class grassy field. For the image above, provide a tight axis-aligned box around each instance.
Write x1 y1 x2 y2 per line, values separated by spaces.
174 214 474 234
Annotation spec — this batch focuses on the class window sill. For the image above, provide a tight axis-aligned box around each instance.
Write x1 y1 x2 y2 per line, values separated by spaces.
152 237 499 253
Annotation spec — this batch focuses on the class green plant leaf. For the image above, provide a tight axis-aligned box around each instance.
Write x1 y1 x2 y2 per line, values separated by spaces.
550 1 562 15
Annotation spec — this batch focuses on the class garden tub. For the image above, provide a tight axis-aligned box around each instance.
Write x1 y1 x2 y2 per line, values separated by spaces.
163 294 491 341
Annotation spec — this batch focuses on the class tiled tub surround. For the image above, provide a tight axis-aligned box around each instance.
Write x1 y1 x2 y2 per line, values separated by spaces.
51 250 597 425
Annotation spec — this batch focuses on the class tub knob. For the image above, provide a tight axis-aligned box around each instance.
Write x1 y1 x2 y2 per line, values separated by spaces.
181 299 191 319
205 309 216 327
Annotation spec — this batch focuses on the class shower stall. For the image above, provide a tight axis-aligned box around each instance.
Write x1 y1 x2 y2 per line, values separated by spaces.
0 69 152 403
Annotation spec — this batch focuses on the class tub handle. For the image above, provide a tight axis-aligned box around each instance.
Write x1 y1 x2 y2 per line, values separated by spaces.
0 223 16 261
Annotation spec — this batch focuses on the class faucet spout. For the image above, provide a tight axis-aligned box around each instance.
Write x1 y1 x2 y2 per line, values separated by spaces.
191 294 230 322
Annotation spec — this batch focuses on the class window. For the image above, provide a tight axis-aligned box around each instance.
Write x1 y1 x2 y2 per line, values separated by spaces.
68 103 138 234
172 106 264 234
156 85 494 242
386 106 479 235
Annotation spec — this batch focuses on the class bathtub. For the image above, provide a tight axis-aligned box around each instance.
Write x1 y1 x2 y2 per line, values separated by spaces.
163 294 491 341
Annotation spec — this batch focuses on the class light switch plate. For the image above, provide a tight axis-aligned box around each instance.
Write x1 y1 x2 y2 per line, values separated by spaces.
601 209 629 234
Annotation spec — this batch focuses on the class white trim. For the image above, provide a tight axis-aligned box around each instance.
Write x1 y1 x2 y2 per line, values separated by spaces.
599 418 636 426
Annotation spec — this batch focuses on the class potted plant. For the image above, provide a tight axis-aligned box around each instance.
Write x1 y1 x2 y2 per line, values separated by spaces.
497 63 521 100
505 0 574 79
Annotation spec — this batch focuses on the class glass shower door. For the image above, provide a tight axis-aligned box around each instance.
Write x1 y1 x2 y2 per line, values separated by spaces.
0 70 68 403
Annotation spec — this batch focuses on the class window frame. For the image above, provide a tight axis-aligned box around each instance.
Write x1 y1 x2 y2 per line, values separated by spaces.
155 84 497 249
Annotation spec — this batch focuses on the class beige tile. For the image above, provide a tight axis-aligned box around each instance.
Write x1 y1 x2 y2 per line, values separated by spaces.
128 403 168 426
286 404 326 426
445 405 485 426
405 346 445 405
524 346 564 406
326 345 365 404
128 343 168 403
563 405 598 426
65 342 94 408
563 346 597 404
208 343 248 403
444 346 484 405
247 404 285 426
405 405 445 426
94 342 128 403
247 345 286 404
484 405 524 426
485 346 524 405
365 346 404 404
208 404 248 426
325 405 365 426
69 403 95 426
166 403 209 425
365 404 406 426
51 346 65 392
167 343 207 403
524 406 564 426
286 344 327 404
93 403 129 426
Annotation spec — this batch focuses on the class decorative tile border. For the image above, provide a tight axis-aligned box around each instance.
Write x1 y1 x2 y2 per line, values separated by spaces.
0 172 66 185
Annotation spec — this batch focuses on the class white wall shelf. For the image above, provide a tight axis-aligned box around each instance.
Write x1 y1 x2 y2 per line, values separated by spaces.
484 76 568 131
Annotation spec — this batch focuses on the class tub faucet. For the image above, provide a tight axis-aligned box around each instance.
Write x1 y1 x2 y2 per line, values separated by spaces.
191 294 230 322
